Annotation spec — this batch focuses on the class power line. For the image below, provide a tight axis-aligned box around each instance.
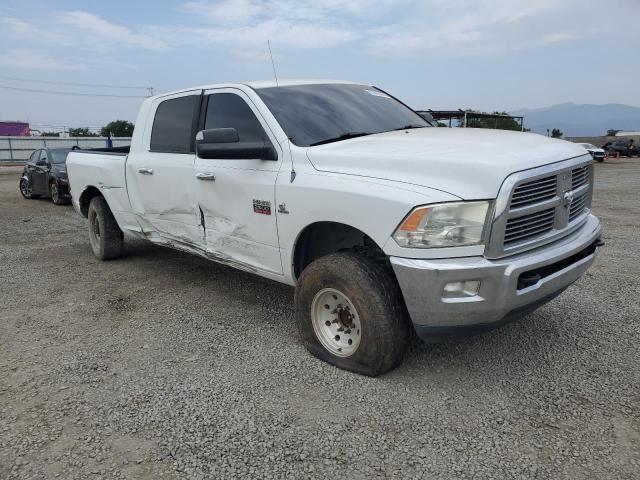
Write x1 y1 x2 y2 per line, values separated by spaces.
0 85 148 98
0 75 152 91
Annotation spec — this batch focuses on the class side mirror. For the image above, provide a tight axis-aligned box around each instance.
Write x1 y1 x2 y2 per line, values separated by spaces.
418 111 435 123
196 128 277 161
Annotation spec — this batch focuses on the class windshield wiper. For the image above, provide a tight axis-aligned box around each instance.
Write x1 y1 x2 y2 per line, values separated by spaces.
309 132 372 146
392 124 428 131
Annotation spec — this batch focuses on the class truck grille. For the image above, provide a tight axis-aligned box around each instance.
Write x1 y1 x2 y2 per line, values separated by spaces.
569 192 588 222
510 176 557 208
571 165 590 190
504 208 555 245
485 156 594 258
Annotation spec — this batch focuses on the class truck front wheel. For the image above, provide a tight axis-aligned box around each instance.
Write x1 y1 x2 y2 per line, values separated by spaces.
295 252 409 376
87 196 124 260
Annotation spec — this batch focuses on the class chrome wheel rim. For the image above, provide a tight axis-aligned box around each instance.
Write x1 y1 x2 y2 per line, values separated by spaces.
90 213 101 243
311 288 362 357
20 179 31 197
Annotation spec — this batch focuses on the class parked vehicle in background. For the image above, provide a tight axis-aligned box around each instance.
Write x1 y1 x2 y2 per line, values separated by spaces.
602 140 636 157
67 80 603 376
19 148 73 204
578 143 606 162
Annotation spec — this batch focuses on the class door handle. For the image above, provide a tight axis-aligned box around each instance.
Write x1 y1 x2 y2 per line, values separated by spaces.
196 172 216 181
138 168 154 175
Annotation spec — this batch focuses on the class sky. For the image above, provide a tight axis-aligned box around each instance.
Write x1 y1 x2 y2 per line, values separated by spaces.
1 0 639 131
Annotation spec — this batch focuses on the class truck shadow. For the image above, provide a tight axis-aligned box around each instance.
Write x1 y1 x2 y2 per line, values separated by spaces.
119 239 572 383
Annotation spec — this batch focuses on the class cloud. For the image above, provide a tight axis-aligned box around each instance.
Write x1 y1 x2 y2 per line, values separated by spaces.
1 16 32 32
180 0 360 50
184 0 265 24
0 48 83 70
366 0 571 57
58 11 168 51
1 0 637 73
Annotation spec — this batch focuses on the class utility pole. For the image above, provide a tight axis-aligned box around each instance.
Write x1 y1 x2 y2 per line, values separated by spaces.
148 87 155 97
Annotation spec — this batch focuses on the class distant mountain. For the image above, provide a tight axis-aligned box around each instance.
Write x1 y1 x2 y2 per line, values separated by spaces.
509 103 640 137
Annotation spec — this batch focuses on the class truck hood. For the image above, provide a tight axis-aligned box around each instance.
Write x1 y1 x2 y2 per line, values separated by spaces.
306 128 589 199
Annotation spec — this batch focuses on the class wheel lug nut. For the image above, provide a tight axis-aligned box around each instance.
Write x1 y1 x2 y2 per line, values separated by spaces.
325 320 331 326
334 335 340 341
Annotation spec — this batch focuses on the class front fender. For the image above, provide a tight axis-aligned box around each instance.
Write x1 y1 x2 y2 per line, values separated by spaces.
275 170 459 284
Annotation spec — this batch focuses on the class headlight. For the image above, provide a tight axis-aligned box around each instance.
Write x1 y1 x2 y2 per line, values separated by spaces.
393 201 491 248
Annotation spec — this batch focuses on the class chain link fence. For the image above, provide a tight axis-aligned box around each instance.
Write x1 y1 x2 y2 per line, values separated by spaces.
0 137 131 162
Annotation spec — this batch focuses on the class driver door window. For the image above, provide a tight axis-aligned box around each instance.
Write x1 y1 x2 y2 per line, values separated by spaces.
204 93 268 143
38 150 48 165
29 150 39 164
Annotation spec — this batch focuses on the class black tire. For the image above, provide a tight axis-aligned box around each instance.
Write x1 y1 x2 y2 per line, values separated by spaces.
596 158 604 163
50 181 65 205
295 252 409 376
87 196 124 260
19 178 36 199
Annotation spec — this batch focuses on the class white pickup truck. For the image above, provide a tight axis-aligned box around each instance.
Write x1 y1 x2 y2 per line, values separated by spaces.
67 80 602 376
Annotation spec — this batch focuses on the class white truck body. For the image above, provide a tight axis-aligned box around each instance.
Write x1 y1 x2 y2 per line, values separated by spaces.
67 80 602 375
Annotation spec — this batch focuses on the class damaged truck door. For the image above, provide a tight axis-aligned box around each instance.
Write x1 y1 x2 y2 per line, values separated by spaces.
193 89 283 274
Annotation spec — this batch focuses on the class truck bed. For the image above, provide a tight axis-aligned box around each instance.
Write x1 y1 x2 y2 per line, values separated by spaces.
67 150 128 199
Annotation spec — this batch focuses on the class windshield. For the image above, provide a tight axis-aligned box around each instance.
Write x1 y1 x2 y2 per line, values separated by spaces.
580 143 596 149
50 149 71 164
255 83 430 147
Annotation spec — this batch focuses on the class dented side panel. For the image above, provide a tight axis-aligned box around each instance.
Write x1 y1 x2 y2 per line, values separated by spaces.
194 87 285 276
194 164 284 275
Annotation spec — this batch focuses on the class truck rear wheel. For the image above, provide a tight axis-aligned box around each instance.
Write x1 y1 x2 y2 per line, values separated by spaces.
295 252 409 376
87 196 124 260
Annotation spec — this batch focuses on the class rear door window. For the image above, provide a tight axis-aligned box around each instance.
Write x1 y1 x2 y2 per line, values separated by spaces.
150 95 198 153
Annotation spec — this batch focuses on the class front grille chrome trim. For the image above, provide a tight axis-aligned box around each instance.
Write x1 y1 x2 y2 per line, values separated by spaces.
485 154 593 259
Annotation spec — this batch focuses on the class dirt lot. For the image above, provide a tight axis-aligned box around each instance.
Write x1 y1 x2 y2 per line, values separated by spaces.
1 159 639 479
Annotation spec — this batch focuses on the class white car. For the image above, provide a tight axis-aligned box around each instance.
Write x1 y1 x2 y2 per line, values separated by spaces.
67 80 602 376
579 143 606 162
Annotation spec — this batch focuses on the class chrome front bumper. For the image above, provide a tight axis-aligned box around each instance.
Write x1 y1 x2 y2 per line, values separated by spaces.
391 214 602 337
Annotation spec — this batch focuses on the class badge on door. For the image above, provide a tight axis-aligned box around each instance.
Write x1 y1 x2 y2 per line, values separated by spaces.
253 199 271 215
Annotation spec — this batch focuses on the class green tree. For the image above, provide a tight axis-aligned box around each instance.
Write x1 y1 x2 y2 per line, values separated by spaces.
100 120 134 137
606 129 620 137
69 127 98 137
436 121 448 127
551 128 563 138
40 131 60 137
457 110 522 131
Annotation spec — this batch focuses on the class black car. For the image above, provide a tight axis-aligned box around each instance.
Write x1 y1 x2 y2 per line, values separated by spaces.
602 140 637 157
19 147 73 205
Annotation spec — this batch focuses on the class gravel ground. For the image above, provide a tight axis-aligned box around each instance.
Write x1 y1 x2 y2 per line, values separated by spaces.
1 159 639 479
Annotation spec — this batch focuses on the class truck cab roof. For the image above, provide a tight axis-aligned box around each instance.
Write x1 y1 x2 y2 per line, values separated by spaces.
153 79 361 98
